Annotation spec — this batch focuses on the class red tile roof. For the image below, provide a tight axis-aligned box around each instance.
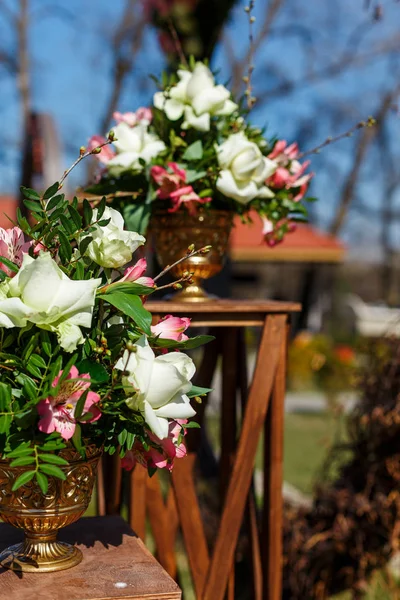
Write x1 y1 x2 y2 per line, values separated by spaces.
230 213 346 263
0 196 18 229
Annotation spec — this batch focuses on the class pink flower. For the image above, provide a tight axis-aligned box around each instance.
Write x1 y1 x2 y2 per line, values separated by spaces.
168 186 211 216
0 227 32 277
262 217 297 247
37 366 101 440
266 140 313 201
113 107 152 127
151 314 191 341
87 135 115 165
151 162 186 199
120 258 155 288
121 420 188 472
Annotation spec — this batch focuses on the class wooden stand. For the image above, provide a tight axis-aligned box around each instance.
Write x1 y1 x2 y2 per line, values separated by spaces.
98 299 300 600
0 516 181 600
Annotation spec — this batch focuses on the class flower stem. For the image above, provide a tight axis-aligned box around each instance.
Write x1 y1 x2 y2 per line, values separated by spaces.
153 246 211 283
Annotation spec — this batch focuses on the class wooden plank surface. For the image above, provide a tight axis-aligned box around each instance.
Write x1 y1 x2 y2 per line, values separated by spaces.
147 299 301 315
0 516 181 600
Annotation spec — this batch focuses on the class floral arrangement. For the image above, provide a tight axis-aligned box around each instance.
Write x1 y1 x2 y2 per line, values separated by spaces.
0 147 211 492
87 59 314 246
288 332 357 395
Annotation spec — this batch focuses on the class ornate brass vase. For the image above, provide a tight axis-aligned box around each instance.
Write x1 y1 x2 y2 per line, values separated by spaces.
151 209 234 302
0 445 101 573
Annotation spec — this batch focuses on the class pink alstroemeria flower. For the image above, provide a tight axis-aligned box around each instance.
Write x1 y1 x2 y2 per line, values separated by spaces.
169 186 211 216
120 258 155 288
151 314 191 342
87 135 116 165
121 419 188 472
262 217 296 247
37 366 101 440
113 107 153 127
266 140 313 202
0 227 32 277
151 162 186 199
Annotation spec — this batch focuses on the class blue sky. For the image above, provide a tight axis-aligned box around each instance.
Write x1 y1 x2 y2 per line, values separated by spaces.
0 0 399 255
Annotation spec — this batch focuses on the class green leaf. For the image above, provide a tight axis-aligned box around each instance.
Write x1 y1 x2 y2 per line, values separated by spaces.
76 359 109 384
38 463 66 480
83 199 93 226
20 186 40 200
58 229 72 262
67 204 82 229
98 292 152 334
126 431 135 450
0 382 12 411
123 203 151 236
185 169 207 184
46 194 65 211
59 213 75 235
38 453 69 466
6 446 33 458
10 456 36 467
41 440 66 452
182 140 203 161
103 282 155 297
73 388 89 420
0 414 12 434
118 429 127 446
40 332 52 358
23 199 43 213
0 256 19 273
11 470 35 491
183 421 200 429
72 424 85 457
79 236 93 257
153 335 215 350
36 471 48 494
43 182 60 200
96 197 106 219
21 376 38 401
29 354 47 370
187 385 212 398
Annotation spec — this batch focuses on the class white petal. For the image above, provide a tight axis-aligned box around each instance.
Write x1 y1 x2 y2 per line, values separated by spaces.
51 322 84 352
0 297 30 327
252 157 277 185
154 393 196 419
164 99 185 121
112 122 141 154
12 252 62 312
144 401 169 439
216 132 254 169
214 98 238 116
140 139 166 163
107 152 141 172
216 170 258 204
191 85 230 116
146 359 189 409
257 185 275 199
182 106 210 131
186 63 215 101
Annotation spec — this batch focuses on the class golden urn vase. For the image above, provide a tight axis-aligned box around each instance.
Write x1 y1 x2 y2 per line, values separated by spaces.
151 208 234 302
0 445 101 573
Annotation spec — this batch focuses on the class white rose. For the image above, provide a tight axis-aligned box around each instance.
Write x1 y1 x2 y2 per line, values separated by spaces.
82 207 145 269
114 335 196 439
107 122 166 174
153 62 237 132
216 132 277 204
2 252 101 351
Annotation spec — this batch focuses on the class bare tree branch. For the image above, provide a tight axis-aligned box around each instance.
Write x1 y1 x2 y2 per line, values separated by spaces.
99 0 146 134
17 0 31 128
329 84 400 236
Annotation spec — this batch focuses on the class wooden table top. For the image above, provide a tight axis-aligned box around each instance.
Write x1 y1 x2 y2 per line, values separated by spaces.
147 298 301 328
0 516 181 600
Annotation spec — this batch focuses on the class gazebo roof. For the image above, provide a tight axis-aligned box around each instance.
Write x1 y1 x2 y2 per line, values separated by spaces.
230 214 345 263
0 196 18 229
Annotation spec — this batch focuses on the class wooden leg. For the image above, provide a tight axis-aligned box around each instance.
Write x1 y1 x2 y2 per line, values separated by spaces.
147 473 177 578
96 455 106 516
203 315 287 600
172 454 210 599
220 327 238 502
129 465 147 540
262 320 287 600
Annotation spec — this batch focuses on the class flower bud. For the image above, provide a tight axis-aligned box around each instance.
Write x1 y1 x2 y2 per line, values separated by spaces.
187 243 195 253
79 146 86 156
92 147 102 155
200 245 212 254
108 130 117 141
173 283 183 290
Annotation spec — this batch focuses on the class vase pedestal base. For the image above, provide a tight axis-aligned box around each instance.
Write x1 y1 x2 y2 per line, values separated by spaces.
0 532 83 572
173 278 213 302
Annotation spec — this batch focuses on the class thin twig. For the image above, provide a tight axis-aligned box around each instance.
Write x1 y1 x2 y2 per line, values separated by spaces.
166 17 188 67
153 245 212 283
58 138 115 189
244 1 256 109
297 117 376 159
